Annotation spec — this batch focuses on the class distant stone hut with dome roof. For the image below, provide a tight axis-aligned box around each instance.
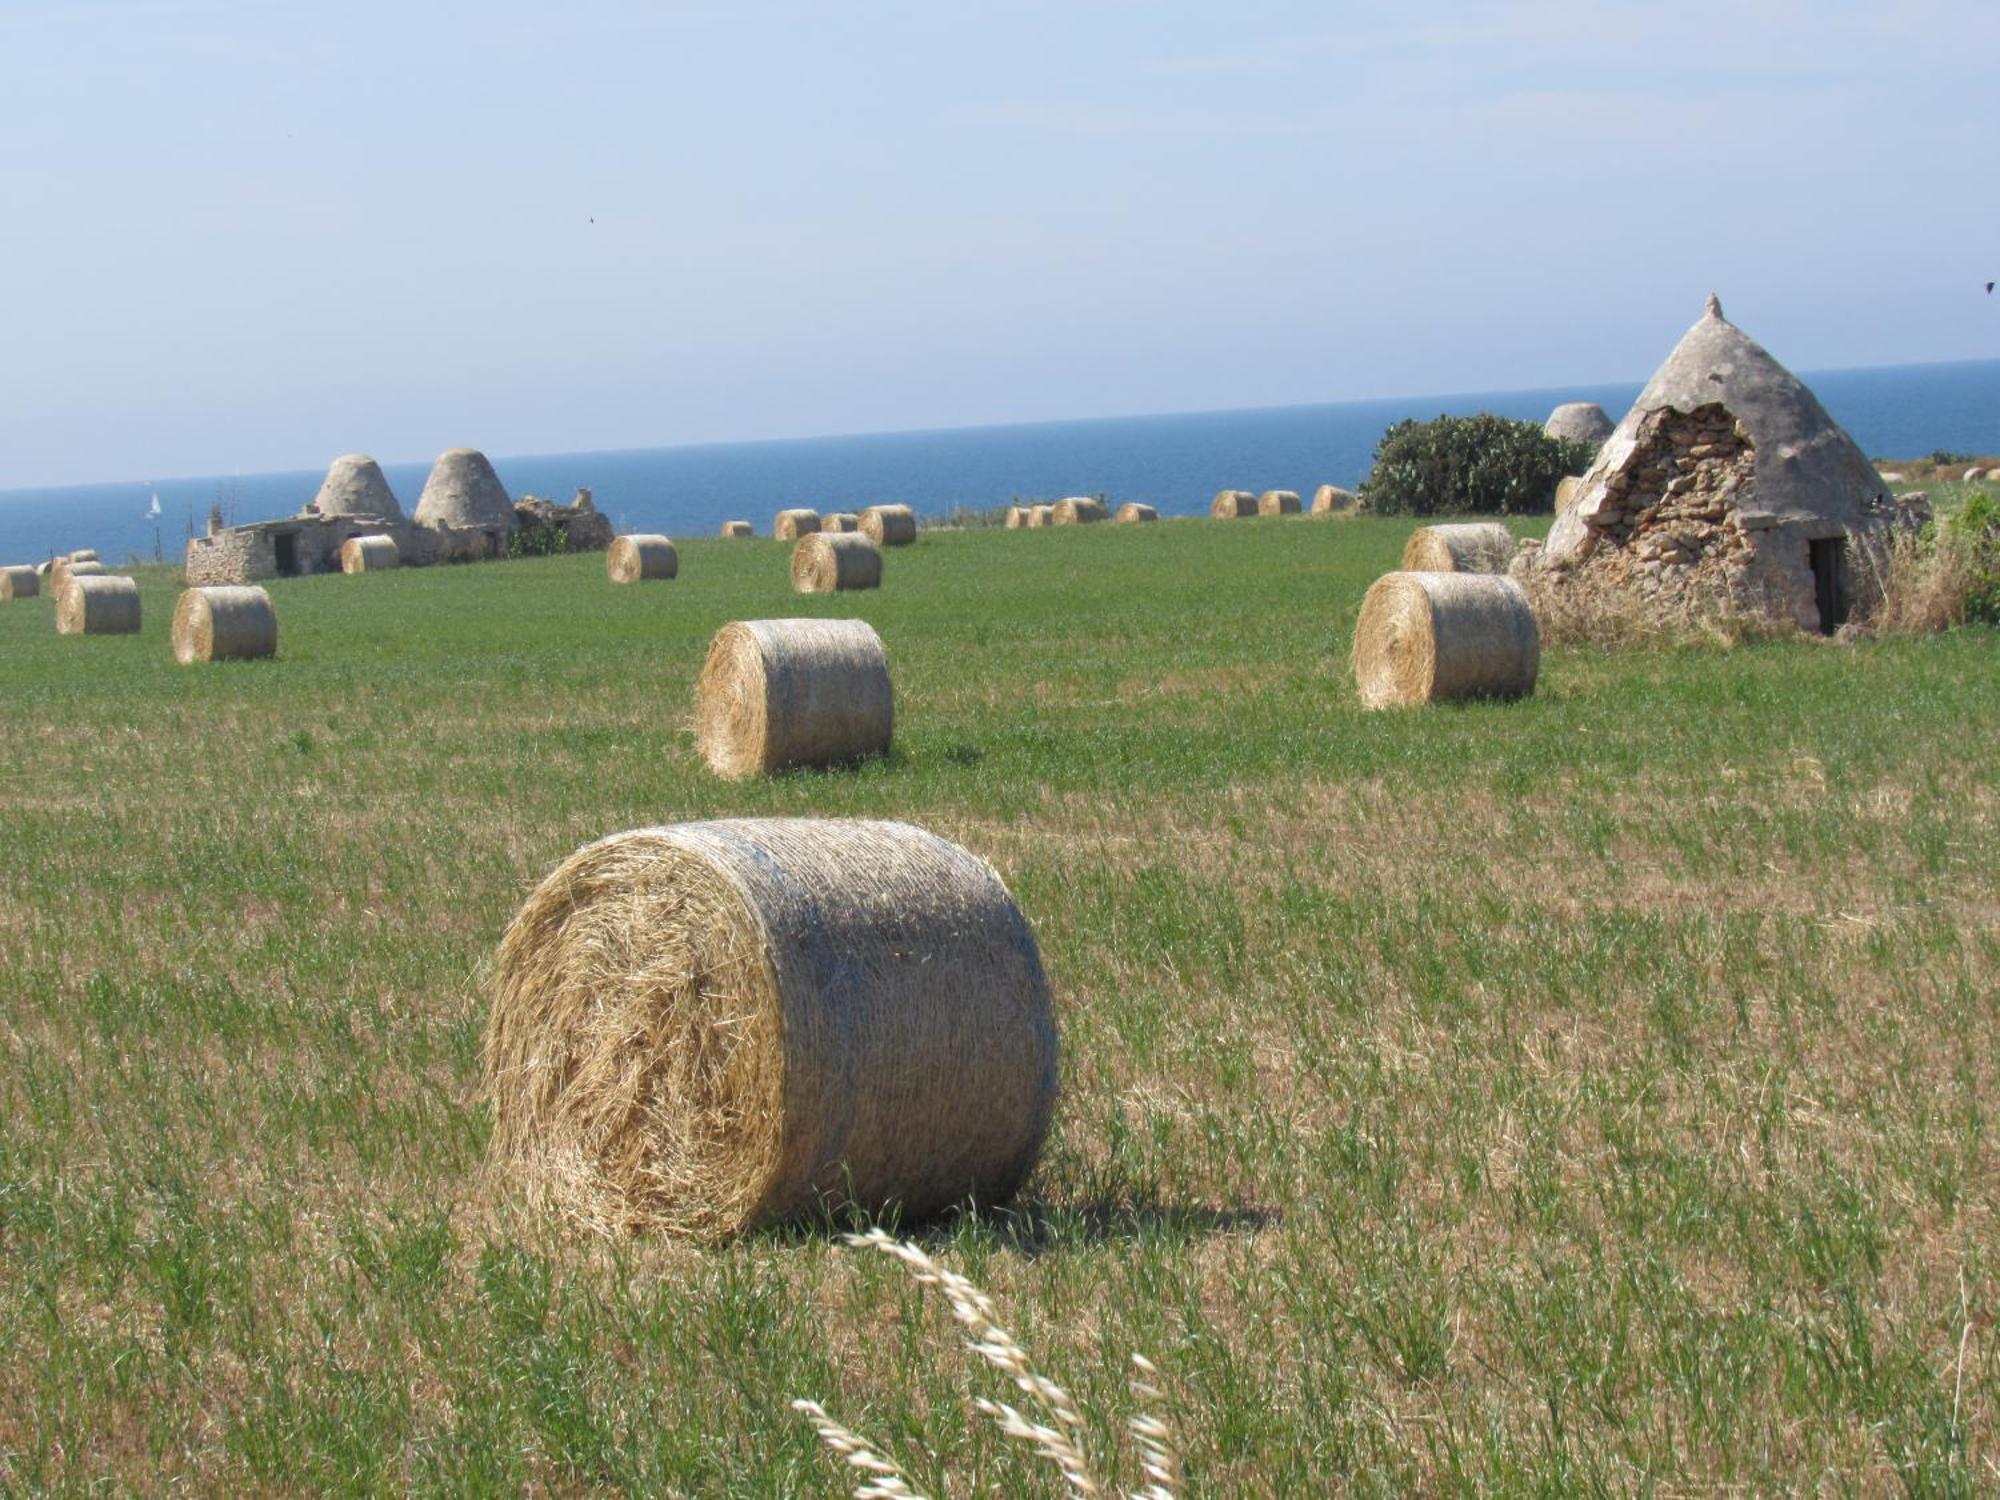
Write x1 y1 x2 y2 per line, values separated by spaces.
184 447 612 586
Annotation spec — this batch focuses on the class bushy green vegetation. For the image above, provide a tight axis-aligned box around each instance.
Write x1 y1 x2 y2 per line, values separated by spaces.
1 519 1995 1494
1360 414 1593 516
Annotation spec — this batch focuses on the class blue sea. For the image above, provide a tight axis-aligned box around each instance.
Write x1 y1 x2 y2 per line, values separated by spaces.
3 360 1996 565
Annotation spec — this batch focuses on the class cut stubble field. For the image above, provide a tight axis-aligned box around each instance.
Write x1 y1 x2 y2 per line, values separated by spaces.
1 515 1995 1495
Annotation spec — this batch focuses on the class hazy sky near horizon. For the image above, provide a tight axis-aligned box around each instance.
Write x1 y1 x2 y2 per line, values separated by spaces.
1 0 1995 489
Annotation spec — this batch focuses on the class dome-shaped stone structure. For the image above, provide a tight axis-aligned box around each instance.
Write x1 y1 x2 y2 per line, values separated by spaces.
413 448 514 530
1545 402 1614 446
308 454 404 522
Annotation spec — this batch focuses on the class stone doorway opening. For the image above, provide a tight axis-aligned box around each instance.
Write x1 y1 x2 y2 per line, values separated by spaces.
273 532 300 577
1809 536 1848 633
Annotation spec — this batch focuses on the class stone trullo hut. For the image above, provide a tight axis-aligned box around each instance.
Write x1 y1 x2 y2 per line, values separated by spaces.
1544 402 1613 447
308 454 405 523
1524 296 1915 634
414 448 515 530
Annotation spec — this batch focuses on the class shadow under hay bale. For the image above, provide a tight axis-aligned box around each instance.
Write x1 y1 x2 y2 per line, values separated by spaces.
1114 503 1157 523
172 585 276 663
860 504 917 546
1353 571 1540 709
56 574 141 636
1211 489 1257 518
484 817 1058 1238
340 535 400 573
607 534 678 583
1402 522 1517 573
1258 489 1301 516
792 532 882 593
774 509 821 541
1 566 38 600
695 617 893 778
721 520 753 538
1053 497 1109 525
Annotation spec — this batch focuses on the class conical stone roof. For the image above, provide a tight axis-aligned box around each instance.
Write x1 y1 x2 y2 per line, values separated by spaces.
1544 402 1613 445
309 454 404 522
1544 296 1885 561
413 448 514 529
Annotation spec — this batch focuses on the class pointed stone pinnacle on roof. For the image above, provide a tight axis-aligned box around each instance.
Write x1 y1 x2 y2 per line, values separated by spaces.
1705 293 1724 320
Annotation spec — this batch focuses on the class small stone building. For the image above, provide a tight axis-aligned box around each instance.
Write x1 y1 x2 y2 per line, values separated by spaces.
1524 297 1920 633
185 449 612 586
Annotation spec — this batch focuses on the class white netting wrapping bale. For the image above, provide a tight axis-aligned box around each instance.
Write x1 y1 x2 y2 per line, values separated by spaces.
172 585 277 663
1352 571 1540 709
56 575 141 636
1401 522 1518 574
608 534 678 583
860 505 917 546
484 817 1060 1238
340 535 400 573
694 617 892 779
791 532 882 593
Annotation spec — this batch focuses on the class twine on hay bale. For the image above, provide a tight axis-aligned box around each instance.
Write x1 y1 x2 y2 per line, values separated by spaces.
774 509 821 541
484 817 1059 1238
1 566 39 600
1114 502 1157 523
1258 490 1301 516
695 617 892 779
1025 504 1055 527
1052 497 1109 525
1210 489 1257 518
860 504 917 546
56 574 141 636
607 534 678 583
340 535 400 573
1401 522 1517 574
172 585 276 664
721 520 754 538
1311 484 1357 515
792 532 882 593
1352 571 1539 709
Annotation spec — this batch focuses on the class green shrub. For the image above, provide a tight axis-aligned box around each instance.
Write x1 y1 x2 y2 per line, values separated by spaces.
506 522 567 559
1358 414 1594 517
1944 493 2000 624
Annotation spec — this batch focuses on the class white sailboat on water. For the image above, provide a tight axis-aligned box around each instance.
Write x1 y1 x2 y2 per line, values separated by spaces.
146 491 161 520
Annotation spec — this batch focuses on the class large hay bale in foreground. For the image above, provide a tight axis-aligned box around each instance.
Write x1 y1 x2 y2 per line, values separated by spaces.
1258 489 1302 516
1114 502 1157 523
56 574 141 636
1 566 39 600
774 509 821 540
485 817 1058 1238
721 520 753 538
860 504 917 546
1353 571 1539 709
1052 497 1109 525
1311 484 1357 515
1211 489 1257 518
1401 522 1517 574
340 535 400 573
791 532 882 592
172 585 276 663
607 534 678 583
695 617 892 779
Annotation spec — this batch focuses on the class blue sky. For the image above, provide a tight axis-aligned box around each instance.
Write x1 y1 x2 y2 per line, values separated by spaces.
0 0 1994 488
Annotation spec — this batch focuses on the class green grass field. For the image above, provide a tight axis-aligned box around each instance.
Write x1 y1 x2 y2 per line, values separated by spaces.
2 517 1996 1495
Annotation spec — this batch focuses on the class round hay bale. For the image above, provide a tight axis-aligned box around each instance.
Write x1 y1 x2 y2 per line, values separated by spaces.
1544 402 1614 445
695 617 892 779
1114 502 1157 523
55 574 141 636
1052 497 1109 525
774 509 821 541
1258 490 1301 516
1005 506 1031 529
860 504 917 546
1025 504 1055 527
720 520 753 538
56 560 107 589
1210 489 1257 518
1 566 40 600
822 512 861 533
1401 522 1517 574
171 585 276 664
340 535 400 573
485 817 1058 1238
1352 571 1539 709
35 560 57 579
68 549 99 564
608 534 678 583
791 532 882 593
1311 484 1357 514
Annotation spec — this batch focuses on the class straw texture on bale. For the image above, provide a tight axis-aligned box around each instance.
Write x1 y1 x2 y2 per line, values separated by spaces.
1211 489 1257 518
695 618 892 779
1025 504 1055 527
55 560 107 589
819 512 858 532
1005 506 1031 529
1114 503 1157 523
1401 522 1518 574
340 535 400 573
69 549 99 563
1353 571 1540 709
0 566 39 600
1052 497 1109 525
792 532 882 593
860 504 917 546
484 817 1059 1238
413 448 513 529
1311 484 1358 514
1258 489 1302 516
774 509 821 541
56 574 141 636
608 534 679 583
721 520 753 537
171 585 276 664
36 560 56 579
